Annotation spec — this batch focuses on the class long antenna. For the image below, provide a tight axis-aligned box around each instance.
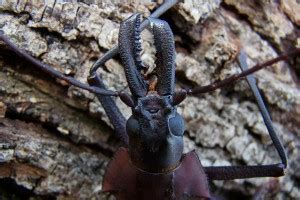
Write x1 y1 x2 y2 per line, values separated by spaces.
187 48 300 94
0 33 118 96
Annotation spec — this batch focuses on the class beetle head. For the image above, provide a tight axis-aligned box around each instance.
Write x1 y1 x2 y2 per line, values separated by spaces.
126 94 185 172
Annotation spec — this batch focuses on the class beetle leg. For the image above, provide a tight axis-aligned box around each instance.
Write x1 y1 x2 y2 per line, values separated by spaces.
88 73 128 146
237 49 287 167
204 163 285 180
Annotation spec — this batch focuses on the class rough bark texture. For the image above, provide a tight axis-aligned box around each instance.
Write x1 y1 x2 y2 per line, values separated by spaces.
0 0 299 199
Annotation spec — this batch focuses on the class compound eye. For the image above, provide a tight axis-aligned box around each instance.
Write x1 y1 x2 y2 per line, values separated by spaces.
169 113 185 136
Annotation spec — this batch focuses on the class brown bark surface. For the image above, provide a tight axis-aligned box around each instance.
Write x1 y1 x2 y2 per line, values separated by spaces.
0 1 299 199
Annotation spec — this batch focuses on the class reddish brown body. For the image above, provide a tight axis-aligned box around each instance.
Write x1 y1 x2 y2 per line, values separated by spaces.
103 148 210 200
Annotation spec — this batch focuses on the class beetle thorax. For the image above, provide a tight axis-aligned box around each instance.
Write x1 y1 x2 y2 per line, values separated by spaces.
126 95 185 173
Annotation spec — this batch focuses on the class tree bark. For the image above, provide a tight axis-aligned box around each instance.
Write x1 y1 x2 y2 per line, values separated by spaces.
0 1 299 199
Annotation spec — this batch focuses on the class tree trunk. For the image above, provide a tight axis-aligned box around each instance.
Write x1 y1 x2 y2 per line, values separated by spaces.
0 1 299 199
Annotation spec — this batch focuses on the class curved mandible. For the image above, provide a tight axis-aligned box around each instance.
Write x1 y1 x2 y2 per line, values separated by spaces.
119 13 148 98
148 17 176 96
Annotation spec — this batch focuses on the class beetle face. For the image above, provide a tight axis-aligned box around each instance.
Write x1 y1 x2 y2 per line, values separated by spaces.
135 95 174 129
126 94 185 173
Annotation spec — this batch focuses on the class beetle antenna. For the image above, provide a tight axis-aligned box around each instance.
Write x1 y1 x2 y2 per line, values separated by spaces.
0 33 118 96
187 48 300 95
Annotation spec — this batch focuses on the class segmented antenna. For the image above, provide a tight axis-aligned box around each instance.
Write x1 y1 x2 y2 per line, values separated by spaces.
134 14 145 71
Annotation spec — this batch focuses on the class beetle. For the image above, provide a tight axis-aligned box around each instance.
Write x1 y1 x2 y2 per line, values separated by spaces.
0 0 299 199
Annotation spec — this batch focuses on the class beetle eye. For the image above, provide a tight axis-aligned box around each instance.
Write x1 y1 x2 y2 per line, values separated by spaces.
169 113 185 136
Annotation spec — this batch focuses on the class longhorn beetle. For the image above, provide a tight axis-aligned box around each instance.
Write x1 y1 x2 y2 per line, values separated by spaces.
0 0 299 199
